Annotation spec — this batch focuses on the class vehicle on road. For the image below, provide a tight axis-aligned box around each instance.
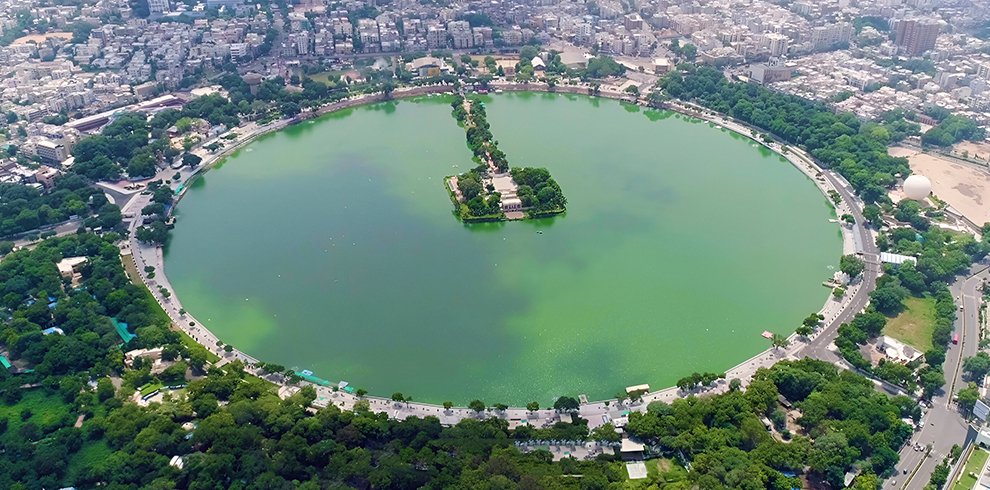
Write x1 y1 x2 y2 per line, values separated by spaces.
954 333 959 344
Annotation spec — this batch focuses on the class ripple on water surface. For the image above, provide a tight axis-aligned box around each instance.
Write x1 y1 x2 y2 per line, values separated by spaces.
165 93 840 404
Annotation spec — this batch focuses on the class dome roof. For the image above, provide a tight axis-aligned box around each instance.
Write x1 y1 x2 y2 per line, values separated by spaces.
903 174 931 201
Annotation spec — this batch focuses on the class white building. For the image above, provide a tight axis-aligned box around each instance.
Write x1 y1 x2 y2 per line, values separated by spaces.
35 139 67 164
148 0 171 15
876 336 922 363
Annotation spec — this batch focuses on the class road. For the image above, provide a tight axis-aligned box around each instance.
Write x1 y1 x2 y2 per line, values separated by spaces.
664 100 882 363
665 98 990 487
894 264 989 489
798 160 881 362
110 84 986 482
11 219 82 249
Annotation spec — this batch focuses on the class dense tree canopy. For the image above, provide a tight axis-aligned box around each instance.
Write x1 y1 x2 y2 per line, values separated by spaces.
627 359 912 488
661 66 910 203
921 114 985 147
0 175 109 239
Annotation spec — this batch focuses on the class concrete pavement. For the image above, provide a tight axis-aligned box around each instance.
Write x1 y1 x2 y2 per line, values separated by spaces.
894 264 989 489
112 85 900 457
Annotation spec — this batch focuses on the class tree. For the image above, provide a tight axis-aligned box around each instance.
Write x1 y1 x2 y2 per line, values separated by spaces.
442 401 453 410
553 396 580 412
929 460 950 488
771 333 790 350
839 254 866 278
963 352 990 380
957 383 980 413
391 392 405 403
589 423 621 443
97 377 116 401
863 204 882 226
182 153 202 167
870 284 909 315
796 325 814 337
526 401 539 412
493 403 509 412
468 399 486 413
280 102 301 118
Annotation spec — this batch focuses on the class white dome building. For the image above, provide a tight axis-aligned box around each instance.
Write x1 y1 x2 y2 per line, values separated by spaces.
903 175 932 201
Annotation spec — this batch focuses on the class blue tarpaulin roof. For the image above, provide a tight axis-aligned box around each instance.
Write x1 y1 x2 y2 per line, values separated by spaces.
111 317 136 343
294 370 331 386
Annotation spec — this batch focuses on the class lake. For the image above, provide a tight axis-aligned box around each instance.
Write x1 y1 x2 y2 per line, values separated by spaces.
165 92 840 405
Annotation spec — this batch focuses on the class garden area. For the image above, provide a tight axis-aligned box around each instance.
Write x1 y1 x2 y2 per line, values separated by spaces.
883 296 937 352
953 447 989 490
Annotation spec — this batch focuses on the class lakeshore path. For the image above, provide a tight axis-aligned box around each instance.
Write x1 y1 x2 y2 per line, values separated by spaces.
119 81 882 439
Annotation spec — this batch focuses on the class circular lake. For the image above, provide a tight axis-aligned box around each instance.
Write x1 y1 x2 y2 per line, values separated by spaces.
165 92 841 405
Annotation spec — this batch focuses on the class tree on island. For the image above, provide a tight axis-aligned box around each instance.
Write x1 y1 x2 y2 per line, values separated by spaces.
512 167 566 212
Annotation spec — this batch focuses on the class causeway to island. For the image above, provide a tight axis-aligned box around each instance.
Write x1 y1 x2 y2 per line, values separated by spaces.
445 94 566 222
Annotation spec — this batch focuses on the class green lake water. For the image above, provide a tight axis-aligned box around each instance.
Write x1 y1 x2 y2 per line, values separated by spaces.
165 92 840 405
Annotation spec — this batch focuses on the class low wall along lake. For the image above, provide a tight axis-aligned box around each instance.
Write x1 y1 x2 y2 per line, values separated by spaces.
164 92 841 404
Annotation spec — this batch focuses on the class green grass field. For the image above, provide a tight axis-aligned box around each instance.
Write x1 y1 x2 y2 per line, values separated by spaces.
954 447 990 490
139 383 164 396
65 440 112 482
612 458 687 487
0 390 73 439
309 70 344 85
884 296 937 352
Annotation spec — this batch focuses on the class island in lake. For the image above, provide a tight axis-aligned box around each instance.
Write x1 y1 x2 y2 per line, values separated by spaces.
444 95 566 222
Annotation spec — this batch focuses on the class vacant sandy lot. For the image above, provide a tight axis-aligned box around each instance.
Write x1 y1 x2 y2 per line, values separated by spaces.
890 146 990 225
952 140 990 162
12 32 72 44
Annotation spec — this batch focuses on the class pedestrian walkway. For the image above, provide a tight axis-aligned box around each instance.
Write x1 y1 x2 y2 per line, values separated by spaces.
113 85 876 444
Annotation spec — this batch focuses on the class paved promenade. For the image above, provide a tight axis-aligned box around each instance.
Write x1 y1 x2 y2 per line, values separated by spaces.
118 82 878 439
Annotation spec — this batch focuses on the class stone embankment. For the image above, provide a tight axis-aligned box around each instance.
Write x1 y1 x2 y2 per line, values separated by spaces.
126 81 870 441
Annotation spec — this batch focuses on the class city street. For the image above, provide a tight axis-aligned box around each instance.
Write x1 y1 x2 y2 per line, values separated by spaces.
894 264 989 489
112 87 986 486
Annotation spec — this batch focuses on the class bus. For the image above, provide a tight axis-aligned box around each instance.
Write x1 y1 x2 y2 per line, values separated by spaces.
953 333 959 345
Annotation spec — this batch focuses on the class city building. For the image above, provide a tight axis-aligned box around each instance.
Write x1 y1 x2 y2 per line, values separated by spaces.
35 140 68 164
148 0 171 15
810 22 852 51
765 33 789 57
894 19 941 56
749 58 793 84
875 336 922 363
